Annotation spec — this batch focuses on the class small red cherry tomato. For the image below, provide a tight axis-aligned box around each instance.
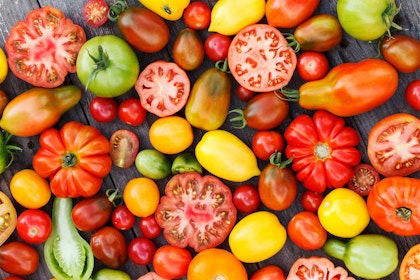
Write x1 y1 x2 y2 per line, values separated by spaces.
16 209 52 244
297 51 329 82
204 33 232 62
300 190 324 213
128 237 156 266
236 85 256 102
153 245 192 279
89 96 118 122
405 79 420 111
347 163 380 196
232 184 261 213
250 264 286 280
118 98 147 126
183 1 211 30
139 215 162 239
287 211 327 250
112 205 136 230
252 130 285 161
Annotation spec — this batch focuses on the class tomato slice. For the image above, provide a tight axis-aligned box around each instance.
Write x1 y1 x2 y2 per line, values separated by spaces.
400 243 420 280
83 0 109 27
0 191 17 246
135 60 190 117
5 6 86 88
228 24 296 92
109 129 139 168
347 163 380 196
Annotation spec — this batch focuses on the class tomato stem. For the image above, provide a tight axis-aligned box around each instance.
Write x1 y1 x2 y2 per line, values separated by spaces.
277 88 299 102
105 188 124 207
0 130 22 174
382 0 403 37
395 206 412 222
283 33 300 53
215 59 231 74
269 152 293 169
108 0 127 22
228 109 247 129
314 142 331 160
62 152 78 168
85 45 110 93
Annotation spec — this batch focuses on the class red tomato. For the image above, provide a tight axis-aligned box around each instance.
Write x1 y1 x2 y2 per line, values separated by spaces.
252 130 285 161
301 190 324 213
135 60 190 117
183 1 211 30
172 28 205 71
288 256 354 280
4 277 25 280
137 272 170 280
380 34 420 73
5 6 86 88
204 33 232 62
118 98 147 126
139 215 162 239
250 265 286 280
232 184 261 213
287 211 327 250
112 205 136 230
236 85 256 102
153 245 192 279
89 97 118 123
347 163 380 197
155 172 237 252
297 51 329 82
266 0 320 28
228 24 296 92
128 237 156 266
367 113 420 177
0 241 39 276
16 209 52 244
109 129 140 169
405 79 420 111
83 0 109 27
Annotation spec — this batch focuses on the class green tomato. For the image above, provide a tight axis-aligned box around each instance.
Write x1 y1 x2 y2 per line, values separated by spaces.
135 149 171 179
76 35 140 97
337 0 401 41
171 152 203 175
92 268 131 280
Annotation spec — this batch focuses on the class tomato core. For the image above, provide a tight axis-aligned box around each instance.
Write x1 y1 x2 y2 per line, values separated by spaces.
396 207 412 222
314 142 331 160
62 153 78 168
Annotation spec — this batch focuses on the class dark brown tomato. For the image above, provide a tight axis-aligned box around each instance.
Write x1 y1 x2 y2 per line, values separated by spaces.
380 34 420 73
109 129 139 168
172 28 205 71
347 163 380 196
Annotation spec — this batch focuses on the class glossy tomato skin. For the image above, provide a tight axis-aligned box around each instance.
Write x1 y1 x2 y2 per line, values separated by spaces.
183 1 211 30
204 33 232 62
153 245 192 279
173 28 204 71
250 265 286 280
112 205 135 230
252 130 285 161
16 209 52 244
0 241 39 276
232 184 261 213
347 163 380 196
89 97 118 123
405 80 420 110
83 0 109 27
288 256 355 280
139 215 162 239
118 98 147 126
128 237 156 265
301 190 324 213
287 211 327 250
135 149 171 180
109 129 139 168
236 85 256 102
297 51 329 82
266 0 319 28
124 177 160 218
380 34 420 73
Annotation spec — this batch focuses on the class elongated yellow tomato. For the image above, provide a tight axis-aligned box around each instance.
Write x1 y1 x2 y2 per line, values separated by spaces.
229 211 286 263
208 0 266 35
0 48 8 84
139 0 190 21
195 130 260 182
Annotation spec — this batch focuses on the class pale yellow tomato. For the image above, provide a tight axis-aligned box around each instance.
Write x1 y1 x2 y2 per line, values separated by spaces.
0 48 8 84
139 0 190 21
123 177 160 217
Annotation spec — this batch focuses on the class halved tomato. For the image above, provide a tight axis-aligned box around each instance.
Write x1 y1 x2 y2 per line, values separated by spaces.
400 243 420 280
347 163 380 196
0 191 17 246
83 0 109 27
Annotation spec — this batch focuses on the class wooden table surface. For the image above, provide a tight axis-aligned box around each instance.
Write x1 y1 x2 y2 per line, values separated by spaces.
0 0 419 279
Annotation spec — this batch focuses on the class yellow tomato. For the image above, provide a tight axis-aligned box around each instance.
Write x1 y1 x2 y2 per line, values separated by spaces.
139 0 190 21
229 211 286 263
195 130 260 182
149 116 194 155
0 48 8 84
10 169 51 209
208 0 266 35
318 188 370 238
123 177 160 217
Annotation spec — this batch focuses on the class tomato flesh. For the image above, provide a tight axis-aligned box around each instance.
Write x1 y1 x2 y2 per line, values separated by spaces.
83 0 109 27
347 163 379 196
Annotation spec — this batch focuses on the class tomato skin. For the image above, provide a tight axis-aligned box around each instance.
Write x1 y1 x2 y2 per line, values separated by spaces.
139 215 162 239
0 191 17 246
400 243 420 279
250 265 286 280
301 190 324 213
347 163 379 196
139 0 190 21
173 28 204 71
135 149 171 180
232 184 261 213
118 98 147 126
0 48 8 84
381 34 420 73
287 211 327 250
0 241 39 276
297 51 329 82
153 245 192 279
109 129 139 169
83 0 109 27
112 205 135 230
266 0 320 28
183 2 211 30
367 177 420 236
204 33 232 62
288 256 355 280
128 237 156 266
405 80 420 110
236 85 256 102
124 177 160 218
90 97 118 123
16 209 52 244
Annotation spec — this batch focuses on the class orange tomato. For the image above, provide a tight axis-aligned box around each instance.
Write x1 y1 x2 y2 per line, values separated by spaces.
400 243 420 280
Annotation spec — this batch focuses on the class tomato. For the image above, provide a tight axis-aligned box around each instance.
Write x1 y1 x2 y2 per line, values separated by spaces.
171 152 203 175
153 245 192 279
318 188 370 238
128 237 156 266
90 97 118 123
149 116 194 154
204 33 232 62
187 248 248 280
0 241 39 276
83 0 109 27
301 190 324 213
5 6 86 88
118 98 147 126
406 80 420 110
347 163 380 197
367 176 420 236
135 60 190 117
124 177 160 217
287 256 355 280
137 272 171 280
112 205 135 230
155 172 237 252
400 243 420 280
252 130 285 161
287 211 327 250
250 265 286 280
0 191 17 246
232 184 261 213
228 24 296 92
16 209 52 244
173 28 204 71
139 215 162 239
229 211 286 263
337 0 401 41
92 268 131 280
367 113 420 177
90 226 128 269
183 2 211 30
4 277 25 280
0 48 8 84
236 85 256 102
109 129 139 169
380 34 420 73
0 90 8 117
195 130 261 182
139 0 190 21
297 51 329 82
284 110 361 193
32 121 112 198
208 0 265 36
135 149 171 180
71 193 115 232
266 0 319 28
10 169 51 209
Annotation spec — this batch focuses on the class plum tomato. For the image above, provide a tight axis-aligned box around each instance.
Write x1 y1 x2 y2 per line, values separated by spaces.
153 245 192 279
172 28 205 71
83 0 109 27
89 96 118 123
118 98 147 126
0 241 39 276
16 209 52 244
232 184 261 213
250 265 286 280
301 190 324 213
287 211 327 250
128 237 156 266
183 1 211 30
297 51 329 82
204 33 232 62
252 130 285 161
111 205 136 230
405 80 420 111
347 163 380 196
236 85 256 102
380 34 420 73
155 172 237 252
266 0 320 28
109 129 139 168
124 177 160 217
139 215 162 239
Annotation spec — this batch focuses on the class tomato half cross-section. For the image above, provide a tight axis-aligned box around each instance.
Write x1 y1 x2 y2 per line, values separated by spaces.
155 172 237 252
5 6 86 88
228 24 297 92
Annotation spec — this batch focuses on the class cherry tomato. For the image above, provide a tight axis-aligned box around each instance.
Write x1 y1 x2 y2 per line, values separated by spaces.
301 190 324 213
204 33 232 62
252 130 285 161
287 211 327 250
83 0 109 27
109 129 140 168
232 184 261 213
111 205 136 230
89 96 118 122
183 1 211 30
236 85 256 102
16 209 52 244
118 98 147 126
347 163 380 196
124 177 160 217
139 215 162 239
153 245 192 279
405 79 420 111
0 241 39 276
297 51 329 81
250 265 286 280
128 237 156 265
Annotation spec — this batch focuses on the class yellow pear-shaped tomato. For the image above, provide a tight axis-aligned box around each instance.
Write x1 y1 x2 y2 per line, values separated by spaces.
195 130 260 182
139 0 190 21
